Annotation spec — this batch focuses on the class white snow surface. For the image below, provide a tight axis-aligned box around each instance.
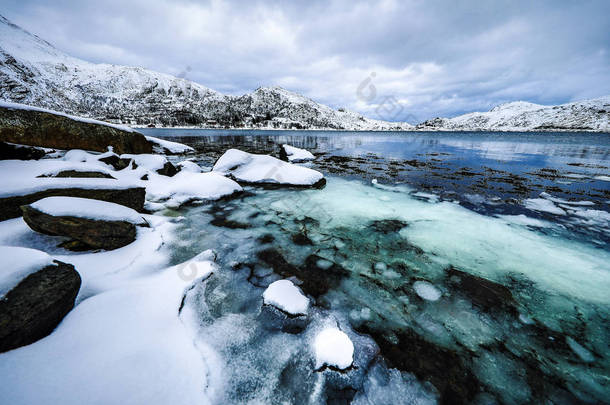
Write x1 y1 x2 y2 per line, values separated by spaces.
176 160 203 173
314 327 355 369
213 148 324 186
146 171 242 207
263 279 309 315
30 197 146 224
146 136 194 154
413 281 442 301
120 153 168 171
0 246 54 298
282 144 315 162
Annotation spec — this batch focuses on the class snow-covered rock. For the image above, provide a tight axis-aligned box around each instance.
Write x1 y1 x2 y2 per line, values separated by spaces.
0 16 412 131
314 327 354 370
0 246 81 353
280 144 315 162
417 97 610 132
29 197 146 225
146 171 242 207
213 148 325 187
176 160 202 173
262 280 309 315
0 246 54 298
146 136 194 155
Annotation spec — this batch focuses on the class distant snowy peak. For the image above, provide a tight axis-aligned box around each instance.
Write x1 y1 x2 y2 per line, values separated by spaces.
0 15 410 131
417 97 610 132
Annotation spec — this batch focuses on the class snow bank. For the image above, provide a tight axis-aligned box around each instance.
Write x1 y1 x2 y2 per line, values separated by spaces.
413 281 442 301
282 144 315 162
0 246 54 298
263 279 309 315
213 149 324 186
30 197 146 224
314 327 354 369
0 255 221 405
146 136 194 154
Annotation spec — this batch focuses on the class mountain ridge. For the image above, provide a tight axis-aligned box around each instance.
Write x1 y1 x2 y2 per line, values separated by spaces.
1 15 609 132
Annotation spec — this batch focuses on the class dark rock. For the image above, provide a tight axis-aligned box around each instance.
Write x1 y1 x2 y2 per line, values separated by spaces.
0 106 152 154
0 186 145 221
98 153 133 170
279 145 289 162
37 170 115 179
156 161 178 177
0 260 81 353
257 234 275 244
257 249 348 298
447 267 517 314
292 232 313 245
369 219 408 233
0 141 46 160
355 324 479 405
140 174 149 181
21 205 145 250
210 216 251 229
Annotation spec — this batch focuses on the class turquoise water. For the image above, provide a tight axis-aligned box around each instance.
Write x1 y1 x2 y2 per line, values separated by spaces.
143 129 609 404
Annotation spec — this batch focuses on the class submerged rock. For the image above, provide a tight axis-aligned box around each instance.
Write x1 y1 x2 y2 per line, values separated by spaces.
0 259 81 353
21 197 147 250
447 267 517 314
369 219 409 233
356 324 479 404
0 141 46 160
256 249 348 298
0 103 152 154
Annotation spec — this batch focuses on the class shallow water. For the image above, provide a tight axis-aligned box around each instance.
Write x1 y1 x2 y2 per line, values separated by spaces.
144 129 609 404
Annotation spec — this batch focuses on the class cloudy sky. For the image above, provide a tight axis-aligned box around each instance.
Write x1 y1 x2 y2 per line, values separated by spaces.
3 0 610 122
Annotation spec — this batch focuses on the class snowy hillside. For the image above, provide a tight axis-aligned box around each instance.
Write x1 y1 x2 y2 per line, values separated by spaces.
417 97 610 132
0 15 410 130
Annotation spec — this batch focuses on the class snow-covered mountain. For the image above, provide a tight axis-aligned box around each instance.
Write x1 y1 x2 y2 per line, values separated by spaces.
0 15 411 130
416 97 610 132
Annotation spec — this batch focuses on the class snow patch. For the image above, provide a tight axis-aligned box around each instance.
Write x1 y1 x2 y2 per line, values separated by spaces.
314 327 354 370
0 246 54 298
262 279 309 315
30 197 146 224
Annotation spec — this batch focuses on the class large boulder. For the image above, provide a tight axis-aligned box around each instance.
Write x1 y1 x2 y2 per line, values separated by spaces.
0 103 152 154
0 247 81 353
21 197 148 250
0 185 145 221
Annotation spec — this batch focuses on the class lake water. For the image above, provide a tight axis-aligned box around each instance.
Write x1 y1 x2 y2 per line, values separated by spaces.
142 129 610 404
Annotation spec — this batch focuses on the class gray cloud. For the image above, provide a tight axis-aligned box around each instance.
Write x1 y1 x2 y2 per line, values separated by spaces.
2 0 609 122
